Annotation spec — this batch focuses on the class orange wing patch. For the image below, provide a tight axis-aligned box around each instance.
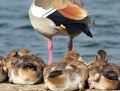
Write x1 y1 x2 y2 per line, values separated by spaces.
57 5 88 20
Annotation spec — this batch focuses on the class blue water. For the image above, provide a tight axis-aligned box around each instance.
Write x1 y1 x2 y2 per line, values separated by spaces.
0 0 120 65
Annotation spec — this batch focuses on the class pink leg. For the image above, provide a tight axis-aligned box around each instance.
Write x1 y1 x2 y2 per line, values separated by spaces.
68 39 73 51
48 39 53 65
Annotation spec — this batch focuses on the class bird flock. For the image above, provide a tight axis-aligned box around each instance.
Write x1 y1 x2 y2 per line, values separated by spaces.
28 0 120 90
0 48 120 90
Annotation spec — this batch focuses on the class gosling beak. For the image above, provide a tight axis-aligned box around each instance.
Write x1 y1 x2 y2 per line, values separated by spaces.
57 5 88 20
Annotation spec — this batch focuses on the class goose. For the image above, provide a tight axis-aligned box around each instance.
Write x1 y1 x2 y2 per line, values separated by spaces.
88 49 120 90
29 0 94 65
0 56 7 82
43 51 88 91
6 48 46 84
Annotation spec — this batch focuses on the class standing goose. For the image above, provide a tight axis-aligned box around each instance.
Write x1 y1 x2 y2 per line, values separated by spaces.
29 0 94 64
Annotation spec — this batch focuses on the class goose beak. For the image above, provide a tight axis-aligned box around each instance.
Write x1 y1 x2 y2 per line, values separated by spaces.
57 5 88 20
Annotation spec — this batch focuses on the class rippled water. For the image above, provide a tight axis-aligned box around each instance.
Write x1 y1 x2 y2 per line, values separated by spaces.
0 0 120 65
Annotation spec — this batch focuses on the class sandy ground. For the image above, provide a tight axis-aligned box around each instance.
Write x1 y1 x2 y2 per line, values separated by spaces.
0 83 46 91
0 83 119 91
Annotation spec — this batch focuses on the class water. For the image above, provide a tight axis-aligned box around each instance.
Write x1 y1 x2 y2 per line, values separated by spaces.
0 0 120 65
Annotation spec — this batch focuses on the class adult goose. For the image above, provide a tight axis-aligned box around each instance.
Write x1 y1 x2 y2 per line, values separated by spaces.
29 0 94 64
